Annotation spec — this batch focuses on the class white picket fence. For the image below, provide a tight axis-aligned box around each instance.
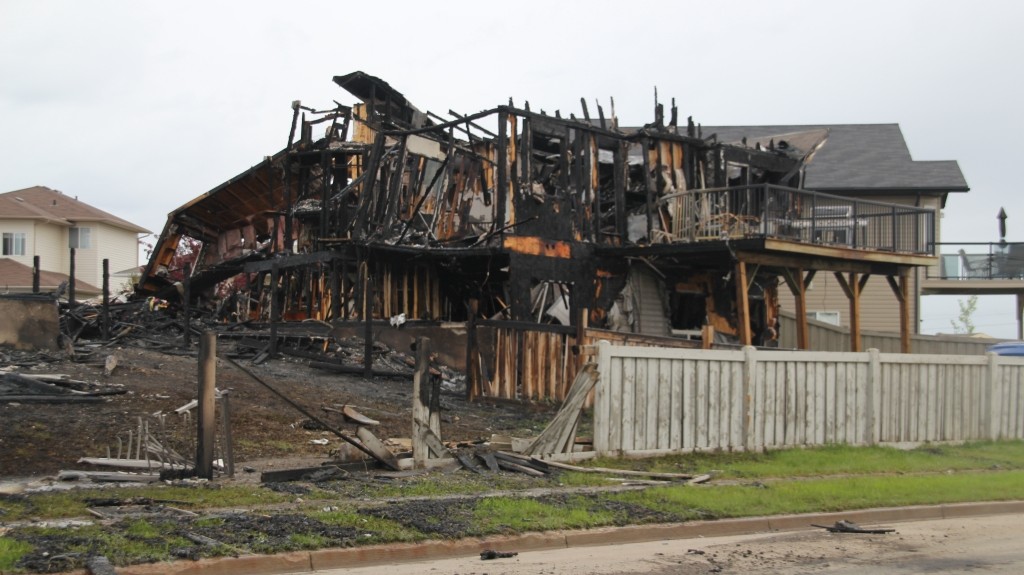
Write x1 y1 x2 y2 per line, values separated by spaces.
593 341 1024 456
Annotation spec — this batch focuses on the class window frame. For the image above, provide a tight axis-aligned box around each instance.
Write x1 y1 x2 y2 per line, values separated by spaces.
69 227 92 249
2 232 26 256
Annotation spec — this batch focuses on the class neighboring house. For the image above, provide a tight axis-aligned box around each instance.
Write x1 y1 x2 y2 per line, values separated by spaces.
0 186 150 293
701 124 970 334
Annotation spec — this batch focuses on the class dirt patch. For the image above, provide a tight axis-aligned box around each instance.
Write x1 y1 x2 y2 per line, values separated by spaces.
0 339 552 479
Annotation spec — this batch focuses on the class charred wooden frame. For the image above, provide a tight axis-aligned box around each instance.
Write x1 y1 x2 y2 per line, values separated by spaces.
137 72 937 402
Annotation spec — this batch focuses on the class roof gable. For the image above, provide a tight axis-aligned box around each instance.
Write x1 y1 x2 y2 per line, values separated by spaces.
702 124 969 192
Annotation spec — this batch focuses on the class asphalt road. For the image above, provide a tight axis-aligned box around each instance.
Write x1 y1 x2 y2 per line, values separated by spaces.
322 513 1024 574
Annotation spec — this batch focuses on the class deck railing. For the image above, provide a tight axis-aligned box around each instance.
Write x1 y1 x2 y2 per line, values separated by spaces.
659 184 935 255
926 242 1024 280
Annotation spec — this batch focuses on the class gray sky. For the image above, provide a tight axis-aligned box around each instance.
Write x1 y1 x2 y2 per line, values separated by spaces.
2 0 1021 337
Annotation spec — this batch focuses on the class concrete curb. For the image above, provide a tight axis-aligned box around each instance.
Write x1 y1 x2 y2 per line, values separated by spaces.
33 501 1024 575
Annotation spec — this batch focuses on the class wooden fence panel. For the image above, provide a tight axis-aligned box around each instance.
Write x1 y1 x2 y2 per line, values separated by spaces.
594 341 1024 456
778 310 1006 354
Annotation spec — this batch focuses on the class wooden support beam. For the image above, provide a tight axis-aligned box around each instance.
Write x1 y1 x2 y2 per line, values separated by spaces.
68 247 77 306
735 250 900 276
466 299 480 400
834 272 862 352
804 269 817 290
886 274 912 354
412 336 433 467
1018 293 1024 341
102 259 110 341
781 268 809 350
735 261 752 346
363 264 373 378
183 263 192 349
269 261 279 356
496 110 508 229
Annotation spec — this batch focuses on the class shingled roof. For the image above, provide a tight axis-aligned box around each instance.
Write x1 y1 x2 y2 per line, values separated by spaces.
701 124 969 194
0 186 150 233
0 258 101 295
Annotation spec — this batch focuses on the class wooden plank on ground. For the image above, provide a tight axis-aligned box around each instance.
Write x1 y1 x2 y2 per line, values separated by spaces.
341 405 380 426
479 452 500 472
414 417 453 459
355 426 401 471
524 363 598 456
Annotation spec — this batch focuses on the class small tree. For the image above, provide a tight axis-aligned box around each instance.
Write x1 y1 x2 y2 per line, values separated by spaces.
950 295 978 334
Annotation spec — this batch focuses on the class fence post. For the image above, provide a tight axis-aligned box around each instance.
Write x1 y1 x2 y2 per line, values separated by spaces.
594 340 611 455
742 346 756 451
68 247 76 306
987 352 1000 440
196 332 217 479
32 255 40 294
866 349 880 445
102 259 110 341
182 263 192 348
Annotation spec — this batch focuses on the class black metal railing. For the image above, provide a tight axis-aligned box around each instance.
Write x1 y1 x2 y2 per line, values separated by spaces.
926 242 1024 280
658 184 935 255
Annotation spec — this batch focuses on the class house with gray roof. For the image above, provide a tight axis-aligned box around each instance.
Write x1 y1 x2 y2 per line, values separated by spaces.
702 124 969 334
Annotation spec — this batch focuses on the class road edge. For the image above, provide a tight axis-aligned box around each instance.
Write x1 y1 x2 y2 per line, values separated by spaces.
31 501 1024 575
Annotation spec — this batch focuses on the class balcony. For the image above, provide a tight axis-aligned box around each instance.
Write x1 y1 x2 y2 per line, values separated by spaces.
922 242 1024 296
657 184 935 256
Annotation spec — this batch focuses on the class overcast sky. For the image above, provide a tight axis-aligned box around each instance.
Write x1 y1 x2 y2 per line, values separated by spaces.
2 0 1021 337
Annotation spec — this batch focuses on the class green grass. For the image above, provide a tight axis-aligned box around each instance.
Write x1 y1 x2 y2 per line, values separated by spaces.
4 441 1024 572
0 538 34 571
473 496 618 533
588 440 1024 479
0 485 294 522
611 470 1024 520
310 507 425 544
287 533 329 549
7 523 195 570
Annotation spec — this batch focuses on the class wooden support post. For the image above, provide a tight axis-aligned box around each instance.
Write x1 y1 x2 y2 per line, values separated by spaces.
642 137 654 242
496 110 508 231
886 274 912 354
1018 293 1024 341
735 261 752 346
182 263 191 348
196 332 217 479
466 298 479 400
32 255 40 294
412 336 432 468
219 392 234 478
269 261 279 356
102 259 110 341
330 259 341 321
781 268 809 350
702 324 715 349
614 142 627 242
835 272 863 352
363 265 374 378
68 247 76 306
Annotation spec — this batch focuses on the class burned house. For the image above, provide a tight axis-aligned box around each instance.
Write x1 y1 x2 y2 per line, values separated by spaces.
137 71 936 401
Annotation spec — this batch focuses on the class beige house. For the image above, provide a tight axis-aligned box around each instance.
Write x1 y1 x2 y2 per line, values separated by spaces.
703 124 969 334
0 186 150 292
